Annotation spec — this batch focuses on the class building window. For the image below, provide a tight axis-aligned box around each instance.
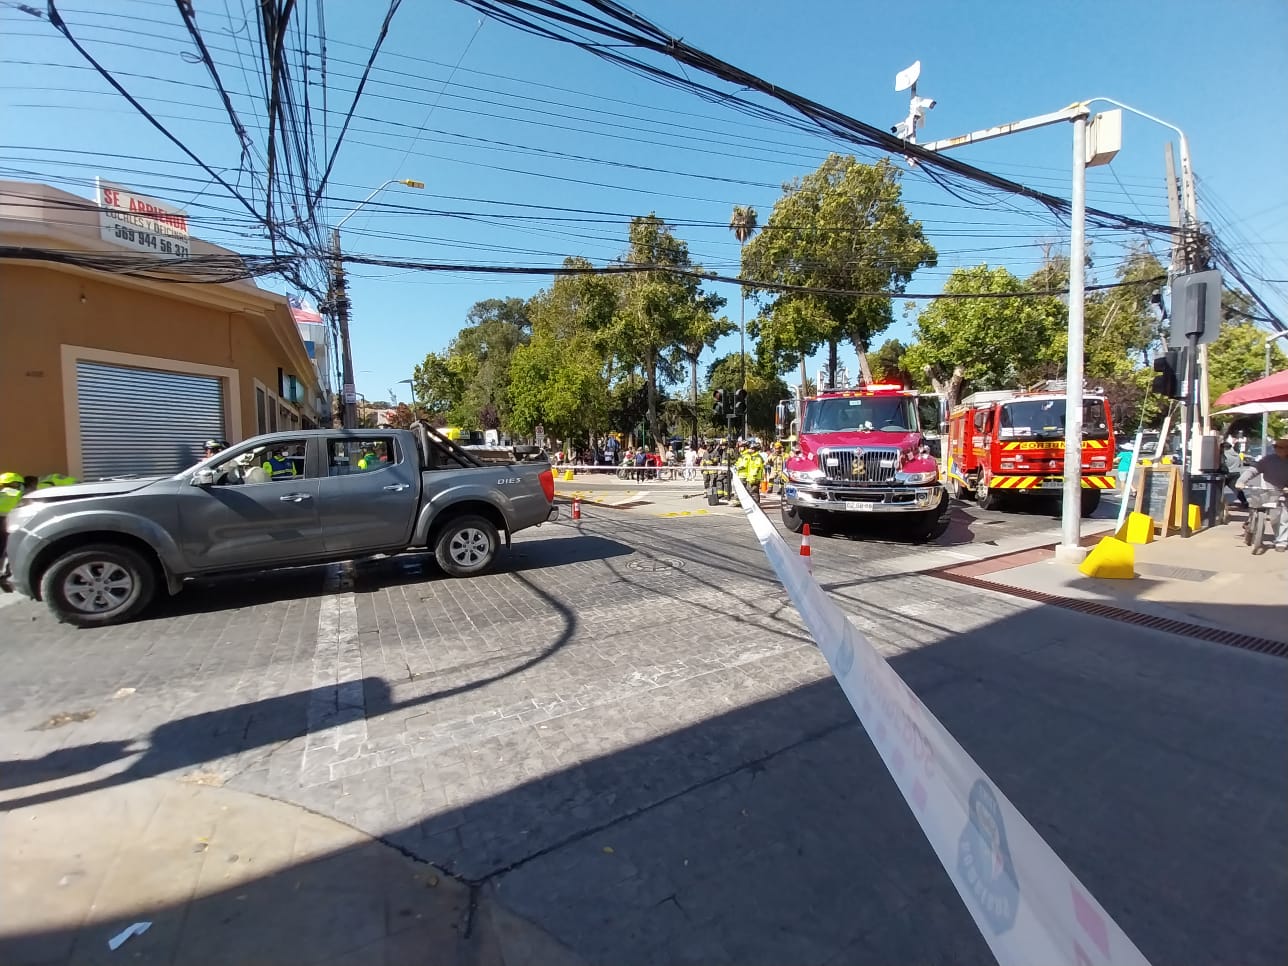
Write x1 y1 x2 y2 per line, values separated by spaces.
256 387 267 435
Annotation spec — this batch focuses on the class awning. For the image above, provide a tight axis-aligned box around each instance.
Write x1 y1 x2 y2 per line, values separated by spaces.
1212 400 1288 417
1214 369 1288 408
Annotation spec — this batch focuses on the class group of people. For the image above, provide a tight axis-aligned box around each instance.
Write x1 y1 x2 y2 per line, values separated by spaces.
0 470 78 591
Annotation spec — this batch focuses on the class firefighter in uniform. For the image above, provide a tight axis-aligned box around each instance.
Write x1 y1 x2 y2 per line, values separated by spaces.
263 448 298 480
735 441 766 504
769 441 786 494
0 471 23 591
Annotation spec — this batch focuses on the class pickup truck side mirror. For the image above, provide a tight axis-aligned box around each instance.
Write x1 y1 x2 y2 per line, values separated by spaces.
192 469 217 487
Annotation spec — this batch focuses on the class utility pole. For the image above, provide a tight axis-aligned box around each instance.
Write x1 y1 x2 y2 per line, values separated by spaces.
328 178 424 431
330 227 357 429
1265 332 1288 456
913 97 1105 563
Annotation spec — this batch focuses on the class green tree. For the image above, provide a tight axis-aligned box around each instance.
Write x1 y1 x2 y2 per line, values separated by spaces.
605 214 721 445
411 352 463 422
741 155 936 385
507 260 617 445
1207 320 1288 438
1084 247 1167 373
870 338 913 384
729 204 759 404
706 352 790 439
902 264 1066 406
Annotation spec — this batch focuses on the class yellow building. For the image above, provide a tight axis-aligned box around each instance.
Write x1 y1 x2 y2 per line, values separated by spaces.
0 180 325 480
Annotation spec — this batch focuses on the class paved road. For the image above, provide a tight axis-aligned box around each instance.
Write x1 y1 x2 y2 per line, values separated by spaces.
1 498 1284 965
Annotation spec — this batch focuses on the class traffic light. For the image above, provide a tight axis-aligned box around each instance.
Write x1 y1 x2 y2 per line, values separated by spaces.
733 388 749 417
712 389 725 417
1150 348 1187 399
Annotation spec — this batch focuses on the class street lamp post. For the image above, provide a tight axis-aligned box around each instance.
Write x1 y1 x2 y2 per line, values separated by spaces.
331 179 424 429
912 97 1101 562
1264 332 1288 456
398 378 417 418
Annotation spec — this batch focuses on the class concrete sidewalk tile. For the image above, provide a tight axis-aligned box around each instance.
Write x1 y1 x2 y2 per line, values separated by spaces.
0 775 587 966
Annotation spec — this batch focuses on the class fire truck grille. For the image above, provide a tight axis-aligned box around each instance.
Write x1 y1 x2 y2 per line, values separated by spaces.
819 447 899 483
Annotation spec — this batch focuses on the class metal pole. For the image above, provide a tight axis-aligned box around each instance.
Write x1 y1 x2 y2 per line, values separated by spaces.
1265 340 1272 457
1264 332 1288 456
1057 113 1089 562
739 292 748 439
332 227 357 430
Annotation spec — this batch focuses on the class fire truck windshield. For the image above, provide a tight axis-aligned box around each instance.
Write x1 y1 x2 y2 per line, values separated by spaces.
999 398 1109 441
802 396 918 434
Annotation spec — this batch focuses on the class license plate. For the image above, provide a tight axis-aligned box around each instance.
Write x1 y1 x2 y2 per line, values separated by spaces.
844 501 877 511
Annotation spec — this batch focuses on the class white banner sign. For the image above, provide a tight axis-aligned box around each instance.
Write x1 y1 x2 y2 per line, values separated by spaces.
95 178 191 259
731 475 1150 966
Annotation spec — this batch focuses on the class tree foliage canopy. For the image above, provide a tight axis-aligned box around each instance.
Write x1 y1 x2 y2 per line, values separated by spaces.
741 155 936 376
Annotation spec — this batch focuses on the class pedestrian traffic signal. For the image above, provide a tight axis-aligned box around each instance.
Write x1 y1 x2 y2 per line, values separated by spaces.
1150 348 1186 399
733 388 748 417
712 389 725 417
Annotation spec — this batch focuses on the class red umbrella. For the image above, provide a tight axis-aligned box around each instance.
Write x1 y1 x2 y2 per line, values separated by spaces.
1214 369 1288 408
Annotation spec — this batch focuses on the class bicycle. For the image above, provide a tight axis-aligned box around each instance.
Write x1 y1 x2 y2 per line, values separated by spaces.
1242 484 1288 555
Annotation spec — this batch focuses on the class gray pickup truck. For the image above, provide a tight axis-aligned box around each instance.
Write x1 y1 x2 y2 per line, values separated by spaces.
6 423 557 627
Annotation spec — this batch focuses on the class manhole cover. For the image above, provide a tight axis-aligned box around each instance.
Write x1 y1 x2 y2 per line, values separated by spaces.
627 557 686 573
1135 563 1216 582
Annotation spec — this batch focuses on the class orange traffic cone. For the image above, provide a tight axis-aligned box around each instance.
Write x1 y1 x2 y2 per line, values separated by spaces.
799 523 812 574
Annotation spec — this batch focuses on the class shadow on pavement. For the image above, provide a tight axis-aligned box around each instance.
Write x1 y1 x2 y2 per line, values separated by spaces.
3 600 1285 965
140 534 633 622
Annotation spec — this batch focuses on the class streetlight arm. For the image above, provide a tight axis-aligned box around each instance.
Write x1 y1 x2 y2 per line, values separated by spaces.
334 178 425 230
918 103 1089 154
1086 97 1195 219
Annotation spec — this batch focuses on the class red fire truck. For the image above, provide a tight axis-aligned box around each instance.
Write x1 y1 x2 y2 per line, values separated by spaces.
780 383 949 541
944 383 1116 514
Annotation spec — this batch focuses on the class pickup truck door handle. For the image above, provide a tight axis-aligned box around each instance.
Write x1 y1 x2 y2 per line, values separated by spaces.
383 483 410 492
279 493 312 503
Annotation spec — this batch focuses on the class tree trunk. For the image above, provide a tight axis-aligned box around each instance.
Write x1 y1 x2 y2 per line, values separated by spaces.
927 365 966 408
827 339 838 390
646 348 659 448
689 352 699 441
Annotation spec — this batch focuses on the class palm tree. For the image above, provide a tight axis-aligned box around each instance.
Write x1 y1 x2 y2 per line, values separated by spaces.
729 205 758 436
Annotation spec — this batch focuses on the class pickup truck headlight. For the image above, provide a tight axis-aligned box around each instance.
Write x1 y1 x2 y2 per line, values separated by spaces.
787 468 825 484
894 470 938 485
6 502 40 532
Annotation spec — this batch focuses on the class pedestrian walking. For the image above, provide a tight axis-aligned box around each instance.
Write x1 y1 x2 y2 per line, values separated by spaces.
1222 442 1249 509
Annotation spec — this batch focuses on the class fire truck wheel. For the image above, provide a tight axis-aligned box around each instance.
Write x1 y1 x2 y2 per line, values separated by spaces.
1080 490 1102 516
975 478 1001 511
909 509 950 544
781 502 809 533
946 476 964 501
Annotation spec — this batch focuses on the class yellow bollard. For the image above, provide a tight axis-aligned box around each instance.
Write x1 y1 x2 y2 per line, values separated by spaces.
562 469 574 481
1122 511 1155 545
1078 536 1136 579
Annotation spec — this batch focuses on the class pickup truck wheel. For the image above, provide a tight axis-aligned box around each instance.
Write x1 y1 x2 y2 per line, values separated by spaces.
40 544 156 628
434 516 499 577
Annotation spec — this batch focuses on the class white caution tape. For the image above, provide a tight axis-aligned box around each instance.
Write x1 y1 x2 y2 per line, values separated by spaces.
730 475 1150 966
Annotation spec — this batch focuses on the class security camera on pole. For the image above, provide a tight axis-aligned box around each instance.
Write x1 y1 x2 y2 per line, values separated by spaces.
891 61 936 147
891 63 1124 563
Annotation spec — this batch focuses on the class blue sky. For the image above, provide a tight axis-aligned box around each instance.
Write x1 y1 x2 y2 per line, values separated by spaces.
2 0 1285 405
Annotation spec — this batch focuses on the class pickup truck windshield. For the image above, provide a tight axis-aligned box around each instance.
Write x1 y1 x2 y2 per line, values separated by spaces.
1000 398 1109 441
802 397 918 433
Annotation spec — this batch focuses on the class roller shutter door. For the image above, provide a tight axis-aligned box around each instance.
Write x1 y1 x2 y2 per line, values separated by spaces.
76 361 226 480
